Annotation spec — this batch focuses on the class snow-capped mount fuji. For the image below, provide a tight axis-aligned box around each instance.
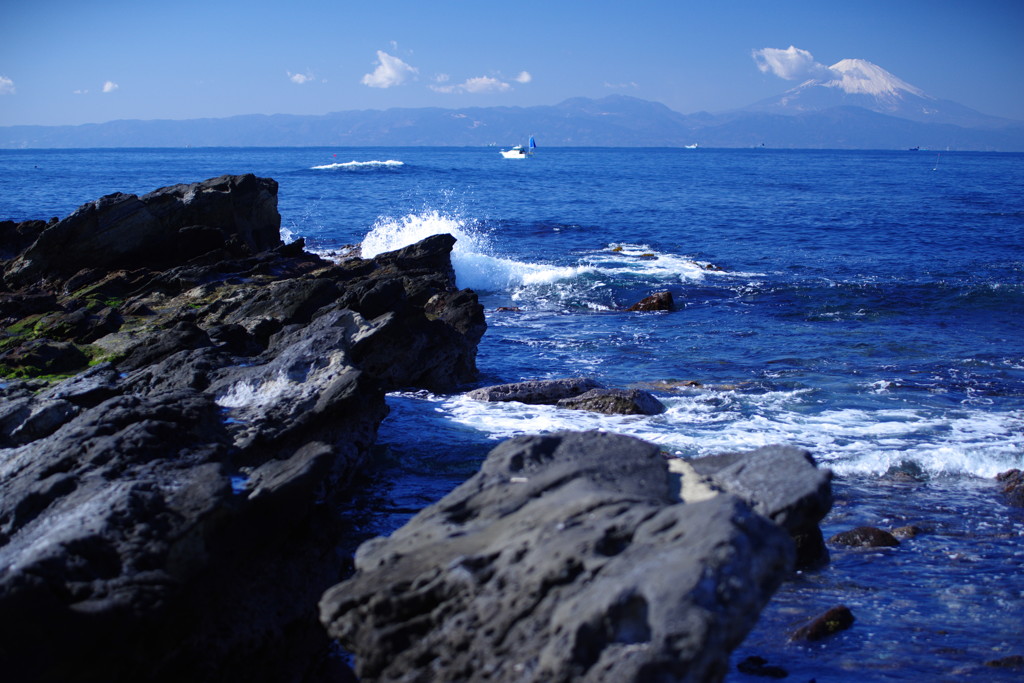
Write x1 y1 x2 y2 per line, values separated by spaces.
747 58 1011 129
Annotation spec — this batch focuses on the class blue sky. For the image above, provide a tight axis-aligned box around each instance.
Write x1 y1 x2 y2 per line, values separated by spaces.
2 0 1022 127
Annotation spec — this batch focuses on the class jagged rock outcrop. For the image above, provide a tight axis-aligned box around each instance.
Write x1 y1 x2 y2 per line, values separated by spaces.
0 176 484 683
320 432 831 683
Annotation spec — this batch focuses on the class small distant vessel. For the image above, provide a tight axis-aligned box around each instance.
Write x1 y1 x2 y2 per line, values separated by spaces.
501 136 536 159
684 143 699 149
908 146 920 151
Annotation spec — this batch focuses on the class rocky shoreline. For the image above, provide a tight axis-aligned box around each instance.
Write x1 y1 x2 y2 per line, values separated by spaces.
1 174 954 682
0 175 486 682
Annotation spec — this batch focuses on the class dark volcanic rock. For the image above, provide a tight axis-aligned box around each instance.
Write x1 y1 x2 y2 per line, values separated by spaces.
790 605 855 642
320 431 796 683
829 526 901 548
1 338 89 375
627 290 675 311
996 469 1024 507
736 656 788 678
682 445 833 569
466 377 604 404
3 174 281 287
0 176 485 682
557 387 666 415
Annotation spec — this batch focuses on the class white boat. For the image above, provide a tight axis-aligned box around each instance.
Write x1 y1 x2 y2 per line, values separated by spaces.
500 136 536 159
684 143 699 149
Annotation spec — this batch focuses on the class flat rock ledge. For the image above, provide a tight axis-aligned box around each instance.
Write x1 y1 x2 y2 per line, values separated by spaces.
468 378 666 415
0 176 485 683
319 432 832 683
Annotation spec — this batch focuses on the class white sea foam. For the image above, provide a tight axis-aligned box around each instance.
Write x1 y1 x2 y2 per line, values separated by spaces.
360 211 593 293
358 214 741 298
311 159 404 170
384 388 1024 480
591 243 716 282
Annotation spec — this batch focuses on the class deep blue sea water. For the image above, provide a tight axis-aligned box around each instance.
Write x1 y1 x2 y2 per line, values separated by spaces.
2 147 1023 679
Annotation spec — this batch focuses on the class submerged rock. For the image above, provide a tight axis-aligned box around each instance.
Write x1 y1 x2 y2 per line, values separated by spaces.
829 526 901 548
557 387 666 415
320 432 824 683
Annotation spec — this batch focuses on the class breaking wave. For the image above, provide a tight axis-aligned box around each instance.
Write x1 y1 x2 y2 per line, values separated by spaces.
311 159 405 170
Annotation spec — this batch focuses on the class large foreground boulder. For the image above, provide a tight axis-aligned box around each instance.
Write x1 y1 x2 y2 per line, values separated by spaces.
320 432 809 683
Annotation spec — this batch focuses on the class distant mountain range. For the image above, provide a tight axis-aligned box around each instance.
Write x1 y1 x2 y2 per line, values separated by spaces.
3 59 1022 150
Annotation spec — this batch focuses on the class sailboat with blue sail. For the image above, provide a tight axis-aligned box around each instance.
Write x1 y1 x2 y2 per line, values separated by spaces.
500 136 537 159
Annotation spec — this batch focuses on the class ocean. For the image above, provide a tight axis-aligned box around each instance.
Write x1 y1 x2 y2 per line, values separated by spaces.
2 146 1023 679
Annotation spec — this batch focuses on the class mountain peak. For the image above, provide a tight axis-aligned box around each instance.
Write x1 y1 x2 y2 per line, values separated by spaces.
821 58 928 98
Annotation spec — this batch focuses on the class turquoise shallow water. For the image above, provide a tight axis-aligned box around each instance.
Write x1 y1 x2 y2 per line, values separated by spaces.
3 146 1023 678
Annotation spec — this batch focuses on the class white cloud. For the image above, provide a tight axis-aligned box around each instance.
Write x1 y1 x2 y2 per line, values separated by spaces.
0 76 14 95
73 89 89 95
514 71 532 84
102 80 119 93
604 81 639 90
289 71 315 84
462 76 511 93
752 45 834 81
431 73 519 94
361 50 418 88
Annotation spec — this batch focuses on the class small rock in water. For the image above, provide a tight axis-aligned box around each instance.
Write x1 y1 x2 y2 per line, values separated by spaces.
790 605 855 642
891 524 925 540
829 526 900 548
466 377 603 404
736 655 788 678
884 460 928 482
995 469 1024 507
985 654 1024 669
627 290 674 312
557 387 666 415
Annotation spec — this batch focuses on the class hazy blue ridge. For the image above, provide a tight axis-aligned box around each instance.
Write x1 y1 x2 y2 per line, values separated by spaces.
2 95 1023 150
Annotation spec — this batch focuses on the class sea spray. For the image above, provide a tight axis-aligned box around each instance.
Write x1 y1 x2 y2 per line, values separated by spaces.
360 210 592 292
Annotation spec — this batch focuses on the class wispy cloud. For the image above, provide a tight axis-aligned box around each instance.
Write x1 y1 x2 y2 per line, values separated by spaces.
288 71 315 85
752 45 834 81
604 81 639 90
462 76 511 93
431 71 529 94
0 76 14 95
102 80 119 93
361 50 418 88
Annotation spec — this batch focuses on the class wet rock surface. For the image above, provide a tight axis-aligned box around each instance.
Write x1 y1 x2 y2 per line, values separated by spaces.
467 378 666 415
320 432 832 683
996 469 1024 507
0 176 484 682
557 387 667 415
789 605 856 642
829 525 901 548
626 290 675 311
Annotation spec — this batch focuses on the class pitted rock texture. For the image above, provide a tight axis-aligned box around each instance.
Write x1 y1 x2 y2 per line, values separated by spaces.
320 431 797 683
